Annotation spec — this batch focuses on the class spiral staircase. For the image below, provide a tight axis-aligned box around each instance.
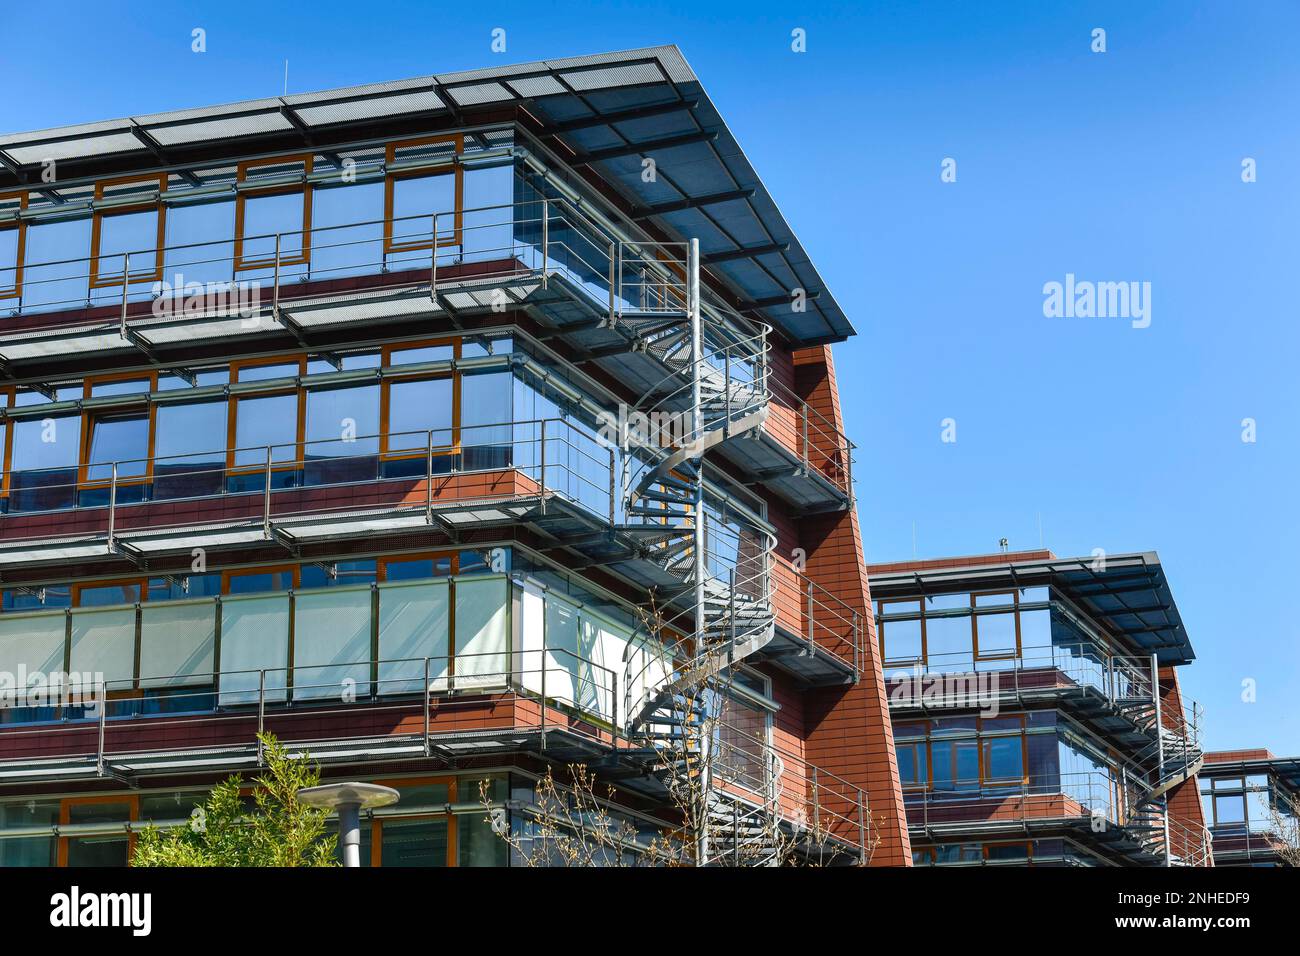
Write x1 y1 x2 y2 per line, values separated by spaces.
1117 682 1209 866
610 240 785 864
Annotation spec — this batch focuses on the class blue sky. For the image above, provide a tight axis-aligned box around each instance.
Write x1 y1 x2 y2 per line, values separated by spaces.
2 1 1296 755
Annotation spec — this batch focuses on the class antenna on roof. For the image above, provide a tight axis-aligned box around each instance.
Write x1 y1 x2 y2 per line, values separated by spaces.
283 60 289 96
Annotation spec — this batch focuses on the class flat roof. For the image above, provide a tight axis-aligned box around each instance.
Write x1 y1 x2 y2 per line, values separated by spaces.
1203 752 1300 794
0 46 854 347
868 551 1196 664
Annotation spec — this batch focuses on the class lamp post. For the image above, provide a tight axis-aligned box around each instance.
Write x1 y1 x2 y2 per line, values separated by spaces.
298 782 400 868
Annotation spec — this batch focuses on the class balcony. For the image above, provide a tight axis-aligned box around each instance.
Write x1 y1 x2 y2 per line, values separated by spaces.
0 166 852 512
904 771 1212 866
885 644 1202 761
767 558 863 685
0 602 873 862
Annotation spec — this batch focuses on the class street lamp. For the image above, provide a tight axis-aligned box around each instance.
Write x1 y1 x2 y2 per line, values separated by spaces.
298 782 400 867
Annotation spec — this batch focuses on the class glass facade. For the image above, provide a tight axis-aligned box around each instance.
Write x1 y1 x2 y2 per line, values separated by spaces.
878 585 1154 707
897 710 1140 827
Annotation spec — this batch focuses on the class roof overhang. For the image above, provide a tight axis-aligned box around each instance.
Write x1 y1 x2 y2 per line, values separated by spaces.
0 46 854 347
1202 755 1300 794
869 551 1196 665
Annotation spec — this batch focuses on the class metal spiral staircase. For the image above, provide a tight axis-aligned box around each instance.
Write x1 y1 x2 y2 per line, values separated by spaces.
611 239 784 864
1117 673 1209 866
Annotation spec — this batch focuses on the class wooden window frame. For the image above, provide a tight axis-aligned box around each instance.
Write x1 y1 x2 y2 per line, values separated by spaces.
978 714 1030 789
919 596 977 670
88 174 168 289
383 135 464 255
878 599 924 667
57 794 140 867
913 715 1031 792
380 371 460 462
369 775 460 867
376 551 458 581
78 371 159 491
973 591 1021 663
0 386 12 501
234 154 314 272
227 357 306 477
0 190 27 301
897 736 929 791
379 336 461 461
71 577 150 607
221 565 301 595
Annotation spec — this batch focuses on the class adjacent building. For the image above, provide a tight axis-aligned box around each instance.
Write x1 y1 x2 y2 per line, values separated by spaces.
1200 750 1300 866
0 47 912 866
866 549 1213 866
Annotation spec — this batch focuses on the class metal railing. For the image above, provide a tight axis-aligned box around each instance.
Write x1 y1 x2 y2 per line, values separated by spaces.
0 641 874 860
0 648 621 756
903 768 1214 866
905 770 1130 835
763 377 854 497
0 191 848 492
883 643 1158 711
710 719 873 862
772 561 863 673
0 418 617 545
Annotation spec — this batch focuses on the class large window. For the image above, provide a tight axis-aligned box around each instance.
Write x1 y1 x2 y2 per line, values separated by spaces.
1201 773 1290 834
383 135 463 261
153 399 228 498
163 198 236 288
230 392 301 489
8 414 82 512
235 156 313 271
877 587 1057 672
89 175 166 289
22 217 92 312
311 180 384 280
895 714 1043 794
304 382 380 484
0 334 589 515
461 370 514 470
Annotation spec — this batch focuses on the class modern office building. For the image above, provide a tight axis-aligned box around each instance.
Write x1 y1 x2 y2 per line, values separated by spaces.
1200 750 1299 866
866 549 1213 866
0 47 912 866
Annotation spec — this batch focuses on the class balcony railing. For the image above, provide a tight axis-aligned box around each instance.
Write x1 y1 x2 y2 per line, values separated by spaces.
904 770 1213 866
772 561 863 675
0 418 619 546
763 378 854 497
885 643 1158 714
0 644 874 861
0 192 850 495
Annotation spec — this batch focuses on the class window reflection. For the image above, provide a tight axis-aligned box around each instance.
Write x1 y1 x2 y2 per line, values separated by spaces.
304 384 379 484
154 400 227 498
86 412 149 480
9 414 81 512
231 393 299 488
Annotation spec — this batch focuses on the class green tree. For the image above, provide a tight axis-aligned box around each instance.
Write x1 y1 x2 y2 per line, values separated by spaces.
132 733 338 867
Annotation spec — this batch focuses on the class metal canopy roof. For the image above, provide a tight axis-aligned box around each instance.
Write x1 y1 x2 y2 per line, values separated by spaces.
0 46 854 346
1203 754 1300 794
869 552 1196 665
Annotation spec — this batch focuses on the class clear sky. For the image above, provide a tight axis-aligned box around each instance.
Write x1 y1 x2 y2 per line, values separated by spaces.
2 1 1295 756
